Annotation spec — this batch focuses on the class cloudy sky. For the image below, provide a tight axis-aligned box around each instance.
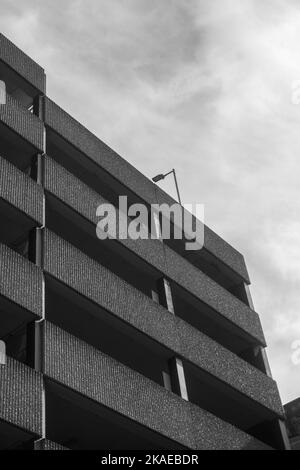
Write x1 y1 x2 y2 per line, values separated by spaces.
0 0 299 404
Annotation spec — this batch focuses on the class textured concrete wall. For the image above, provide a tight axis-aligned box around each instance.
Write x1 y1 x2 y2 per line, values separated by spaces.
0 243 43 317
43 322 271 450
0 33 46 92
164 247 264 344
285 398 300 440
43 230 282 416
0 94 44 151
35 439 69 450
44 98 249 282
44 155 167 272
0 357 43 435
44 157 264 345
0 34 286 451
0 155 43 224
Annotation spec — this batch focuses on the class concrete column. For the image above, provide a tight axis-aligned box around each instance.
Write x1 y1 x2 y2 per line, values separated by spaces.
157 278 175 314
34 321 44 373
244 283 273 377
169 357 189 401
33 94 44 120
152 210 162 241
245 282 290 450
36 153 44 186
151 290 159 304
162 371 172 392
157 279 188 398
278 419 291 451
34 227 44 268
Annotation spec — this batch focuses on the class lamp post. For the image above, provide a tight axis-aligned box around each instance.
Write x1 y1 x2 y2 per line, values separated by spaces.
152 169 182 205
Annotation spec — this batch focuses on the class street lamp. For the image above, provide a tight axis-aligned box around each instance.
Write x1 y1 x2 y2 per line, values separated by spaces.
152 169 182 205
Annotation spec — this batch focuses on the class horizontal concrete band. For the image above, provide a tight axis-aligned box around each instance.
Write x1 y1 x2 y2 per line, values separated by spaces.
43 230 283 416
34 439 69 450
0 33 46 93
44 156 265 345
0 243 43 317
0 94 44 151
0 357 43 435
0 155 43 224
43 322 271 450
44 98 249 282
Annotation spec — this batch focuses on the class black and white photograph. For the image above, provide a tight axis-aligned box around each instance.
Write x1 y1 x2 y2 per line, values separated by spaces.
0 0 299 455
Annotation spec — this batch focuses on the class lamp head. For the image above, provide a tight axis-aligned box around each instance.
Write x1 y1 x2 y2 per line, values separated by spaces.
152 174 165 183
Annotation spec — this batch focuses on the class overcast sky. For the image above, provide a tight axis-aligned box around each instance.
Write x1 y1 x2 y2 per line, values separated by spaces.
0 0 299 404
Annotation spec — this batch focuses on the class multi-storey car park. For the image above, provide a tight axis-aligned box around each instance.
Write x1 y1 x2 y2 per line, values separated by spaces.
0 33 290 450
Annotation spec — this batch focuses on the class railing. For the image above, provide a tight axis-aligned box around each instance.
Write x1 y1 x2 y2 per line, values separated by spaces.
0 33 46 93
43 230 283 416
44 157 265 345
43 322 271 450
0 243 43 317
0 94 44 151
0 155 43 224
0 357 43 435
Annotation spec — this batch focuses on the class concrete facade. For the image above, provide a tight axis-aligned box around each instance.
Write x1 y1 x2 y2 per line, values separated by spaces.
0 33 289 450
285 398 300 450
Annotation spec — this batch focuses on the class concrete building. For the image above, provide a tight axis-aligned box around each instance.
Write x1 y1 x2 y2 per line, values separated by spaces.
285 398 300 450
0 33 290 450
